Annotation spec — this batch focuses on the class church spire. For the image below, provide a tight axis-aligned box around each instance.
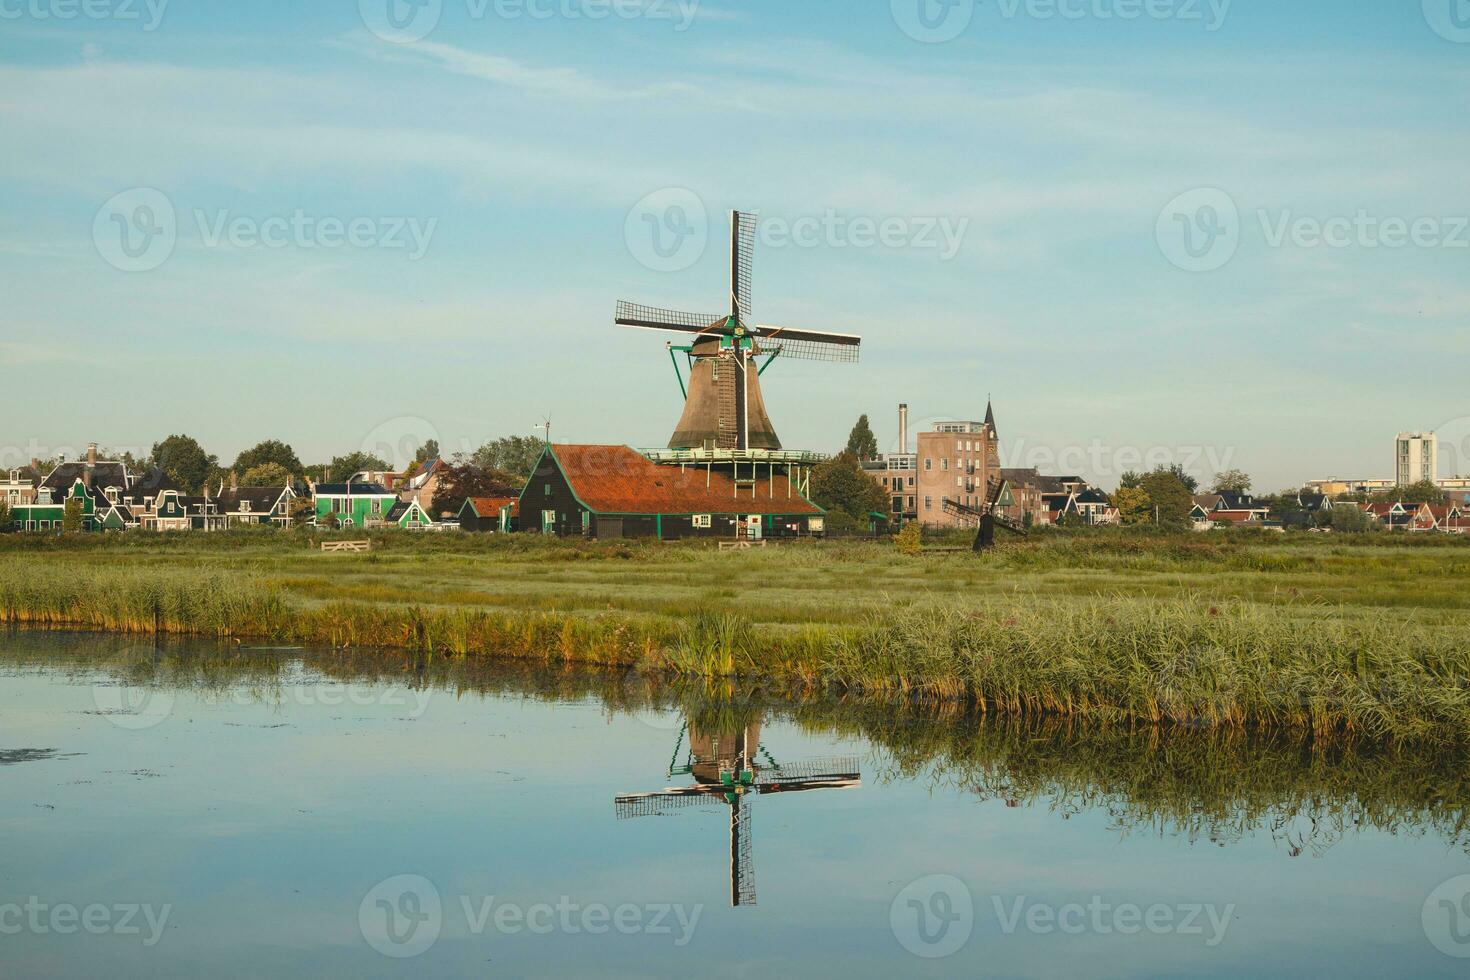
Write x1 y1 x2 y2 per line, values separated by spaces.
984 397 996 434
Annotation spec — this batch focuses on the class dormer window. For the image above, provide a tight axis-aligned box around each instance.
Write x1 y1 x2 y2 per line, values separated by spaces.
241 500 251 512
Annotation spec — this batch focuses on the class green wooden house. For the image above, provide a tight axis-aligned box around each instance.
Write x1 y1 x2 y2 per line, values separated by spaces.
385 499 435 529
6 480 96 531
312 481 398 528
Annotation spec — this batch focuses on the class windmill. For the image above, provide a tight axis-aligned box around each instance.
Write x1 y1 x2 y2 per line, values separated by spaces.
614 715 860 907
616 210 862 452
942 475 1029 551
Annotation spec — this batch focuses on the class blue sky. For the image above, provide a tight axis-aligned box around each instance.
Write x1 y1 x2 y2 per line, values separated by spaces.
2 1 1467 489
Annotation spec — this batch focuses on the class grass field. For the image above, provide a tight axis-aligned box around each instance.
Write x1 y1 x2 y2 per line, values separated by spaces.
2 527 1468 742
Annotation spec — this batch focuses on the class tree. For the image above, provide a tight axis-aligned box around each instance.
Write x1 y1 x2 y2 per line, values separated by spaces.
0 501 10 531
1118 471 1144 490
242 462 292 486
152 434 218 494
810 452 887 527
1140 468 1194 526
844 415 879 461
62 497 84 533
414 439 440 464
288 495 315 527
233 440 303 476
430 462 520 516
1322 503 1374 533
1398 479 1446 505
1164 464 1199 494
327 452 389 483
471 436 545 483
1113 486 1152 525
1210 469 1252 494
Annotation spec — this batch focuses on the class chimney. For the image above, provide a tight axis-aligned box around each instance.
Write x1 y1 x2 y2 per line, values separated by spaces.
30 458 41 473
230 470 238 490
87 443 98 466
898 403 909 455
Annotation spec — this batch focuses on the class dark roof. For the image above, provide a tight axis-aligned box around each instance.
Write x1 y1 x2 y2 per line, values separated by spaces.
544 445 823 517
42 461 129 492
1001 468 1070 494
217 487 288 513
385 501 410 522
1298 492 1327 510
314 482 394 495
1073 488 1111 505
1218 491 1257 510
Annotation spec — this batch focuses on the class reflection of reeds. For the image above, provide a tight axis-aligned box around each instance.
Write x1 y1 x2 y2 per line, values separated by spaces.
9 632 1468 855
3 533 1469 742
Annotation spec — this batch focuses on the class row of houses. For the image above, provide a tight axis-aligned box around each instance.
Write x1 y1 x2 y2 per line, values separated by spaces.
0 446 444 533
1189 491 1470 532
1 443 830 541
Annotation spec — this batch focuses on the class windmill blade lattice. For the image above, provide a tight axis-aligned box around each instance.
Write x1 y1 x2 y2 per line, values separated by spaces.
732 210 758 324
615 301 729 336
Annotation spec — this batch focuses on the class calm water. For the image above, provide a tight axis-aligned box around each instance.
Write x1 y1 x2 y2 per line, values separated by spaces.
2 633 1468 978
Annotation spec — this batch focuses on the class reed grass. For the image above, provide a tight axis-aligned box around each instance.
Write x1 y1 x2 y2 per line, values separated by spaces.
2 530 1469 742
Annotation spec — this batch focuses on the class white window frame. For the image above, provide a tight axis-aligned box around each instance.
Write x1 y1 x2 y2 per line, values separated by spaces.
692 514 712 528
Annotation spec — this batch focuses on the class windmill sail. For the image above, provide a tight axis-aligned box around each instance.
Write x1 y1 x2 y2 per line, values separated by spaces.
731 210 757 324
615 302 727 336
613 207 861 451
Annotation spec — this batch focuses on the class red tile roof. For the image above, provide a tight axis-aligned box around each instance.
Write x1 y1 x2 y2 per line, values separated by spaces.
1206 510 1259 523
467 496 518 518
548 445 823 516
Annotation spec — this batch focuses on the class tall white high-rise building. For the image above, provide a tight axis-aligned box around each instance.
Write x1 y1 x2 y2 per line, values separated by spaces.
1396 432 1437 486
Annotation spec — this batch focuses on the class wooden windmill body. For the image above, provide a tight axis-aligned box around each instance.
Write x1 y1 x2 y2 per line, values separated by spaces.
616 211 862 453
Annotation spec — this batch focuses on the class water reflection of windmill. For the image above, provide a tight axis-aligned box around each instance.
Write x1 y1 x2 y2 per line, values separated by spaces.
614 715 860 907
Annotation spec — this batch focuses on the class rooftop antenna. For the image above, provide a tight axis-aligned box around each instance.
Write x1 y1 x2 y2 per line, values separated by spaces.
534 416 552 447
